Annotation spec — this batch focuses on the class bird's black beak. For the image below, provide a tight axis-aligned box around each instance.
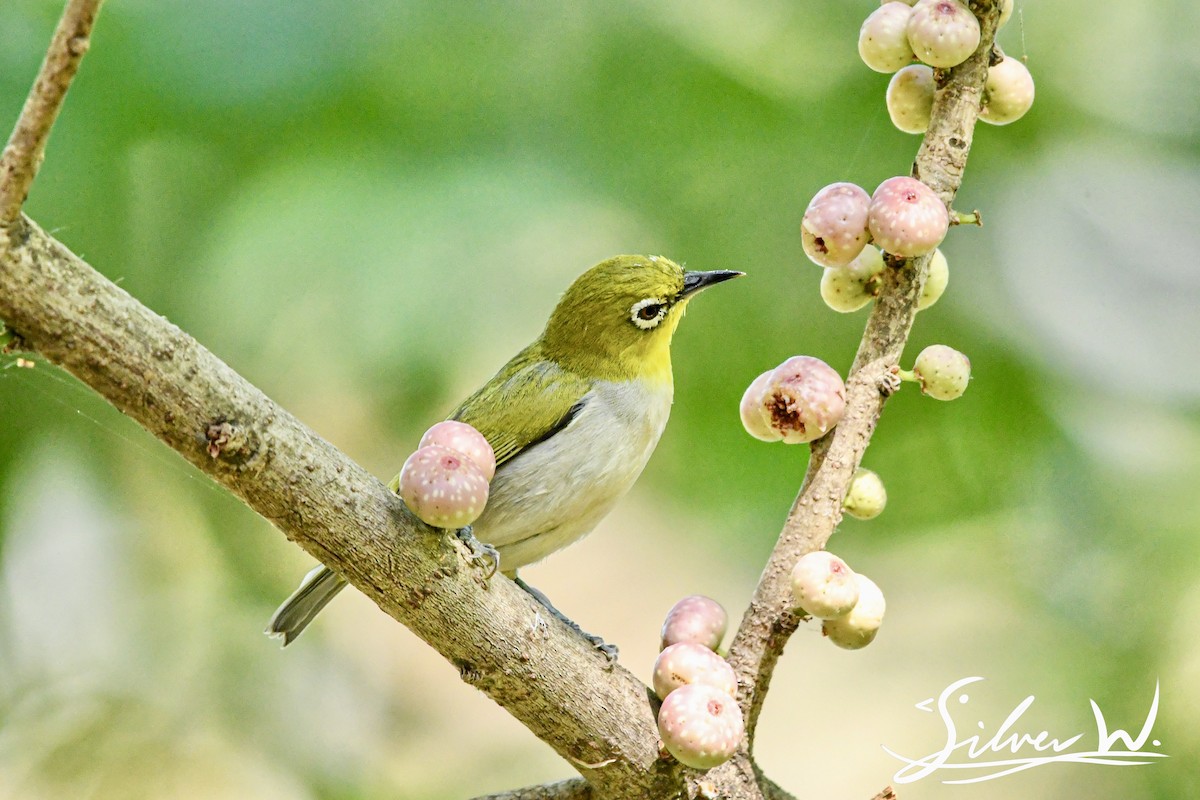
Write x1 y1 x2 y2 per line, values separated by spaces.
679 269 744 300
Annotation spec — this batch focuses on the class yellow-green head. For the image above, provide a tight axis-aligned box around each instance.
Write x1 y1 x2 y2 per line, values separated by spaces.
540 255 742 384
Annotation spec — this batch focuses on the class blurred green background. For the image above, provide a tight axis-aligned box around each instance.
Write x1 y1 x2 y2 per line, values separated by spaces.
1 1 1197 798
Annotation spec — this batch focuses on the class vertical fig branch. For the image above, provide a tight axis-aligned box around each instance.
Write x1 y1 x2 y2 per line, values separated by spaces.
723 0 1002 742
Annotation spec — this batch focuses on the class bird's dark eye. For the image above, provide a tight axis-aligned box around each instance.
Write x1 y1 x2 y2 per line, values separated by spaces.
637 304 663 320
629 298 667 329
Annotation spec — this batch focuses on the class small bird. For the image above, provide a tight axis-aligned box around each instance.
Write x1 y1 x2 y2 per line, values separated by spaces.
267 255 741 653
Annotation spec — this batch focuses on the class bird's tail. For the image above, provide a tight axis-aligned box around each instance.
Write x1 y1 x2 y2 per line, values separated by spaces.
265 564 348 646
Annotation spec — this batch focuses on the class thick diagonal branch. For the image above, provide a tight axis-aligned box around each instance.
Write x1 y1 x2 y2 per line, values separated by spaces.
472 779 593 800
0 217 683 799
471 774 807 800
0 0 103 224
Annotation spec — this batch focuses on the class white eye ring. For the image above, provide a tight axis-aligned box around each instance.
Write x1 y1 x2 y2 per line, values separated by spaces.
630 298 667 330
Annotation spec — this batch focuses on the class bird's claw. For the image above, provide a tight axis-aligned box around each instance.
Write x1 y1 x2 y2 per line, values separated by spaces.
879 367 902 397
566 620 619 662
514 575 618 662
587 634 620 663
455 525 500 580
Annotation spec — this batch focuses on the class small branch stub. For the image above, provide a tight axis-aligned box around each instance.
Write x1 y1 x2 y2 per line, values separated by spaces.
950 208 983 226
205 419 238 459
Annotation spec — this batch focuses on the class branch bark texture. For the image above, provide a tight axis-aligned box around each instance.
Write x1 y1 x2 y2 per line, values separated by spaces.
472 778 593 800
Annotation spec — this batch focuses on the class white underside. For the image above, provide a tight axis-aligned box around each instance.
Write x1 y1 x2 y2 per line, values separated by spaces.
474 378 673 572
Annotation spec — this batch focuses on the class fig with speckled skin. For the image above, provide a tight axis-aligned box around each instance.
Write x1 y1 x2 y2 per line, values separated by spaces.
820 245 886 313
843 469 888 520
907 0 980 69
657 684 744 770
823 574 887 650
980 57 1035 125
913 344 971 400
886 64 935 134
661 595 729 651
756 356 847 444
868 176 948 257
419 420 497 480
918 249 949 311
791 551 861 619
653 642 738 700
740 370 781 442
860 2 916 73
801 182 872 268
398 445 490 528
